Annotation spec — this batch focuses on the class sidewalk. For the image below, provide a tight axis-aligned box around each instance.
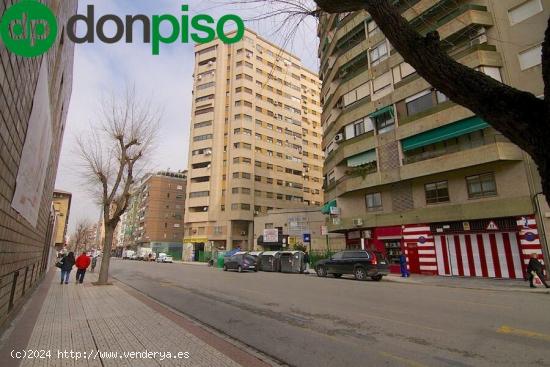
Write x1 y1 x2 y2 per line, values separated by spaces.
0 269 272 367
385 273 550 293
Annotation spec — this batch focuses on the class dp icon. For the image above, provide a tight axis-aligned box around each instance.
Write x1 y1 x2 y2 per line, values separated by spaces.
0 0 58 57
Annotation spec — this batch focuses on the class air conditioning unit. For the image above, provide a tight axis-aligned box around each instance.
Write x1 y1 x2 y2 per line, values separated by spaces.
254 211 260 215
204 149 212 155
353 218 364 227
334 133 344 143
198 75 202 80
240 231 247 236
208 61 214 66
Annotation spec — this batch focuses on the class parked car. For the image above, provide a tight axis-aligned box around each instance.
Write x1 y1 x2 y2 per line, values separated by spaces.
314 250 389 281
156 253 173 263
122 250 135 259
223 253 258 272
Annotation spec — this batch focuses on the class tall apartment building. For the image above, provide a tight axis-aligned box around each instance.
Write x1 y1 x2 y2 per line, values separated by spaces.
52 190 72 249
318 0 550 278
127 171 187 259
184 29 324 252
0 0 77 326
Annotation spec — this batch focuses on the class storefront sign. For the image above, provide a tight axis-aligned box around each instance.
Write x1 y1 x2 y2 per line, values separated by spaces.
303 233 311 242
462 222 470 231
525 232 536 242
418 236 426 244
330 206 340 215
263 229 278 242
486 221 499 230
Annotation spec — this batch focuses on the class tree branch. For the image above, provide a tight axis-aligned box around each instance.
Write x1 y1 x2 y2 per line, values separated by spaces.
316 0 548 157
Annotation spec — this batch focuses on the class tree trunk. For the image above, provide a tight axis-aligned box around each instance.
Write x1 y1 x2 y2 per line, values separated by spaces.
96 225 115 285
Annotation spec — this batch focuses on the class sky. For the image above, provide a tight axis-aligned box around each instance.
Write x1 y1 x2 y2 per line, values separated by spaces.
54 0 320 234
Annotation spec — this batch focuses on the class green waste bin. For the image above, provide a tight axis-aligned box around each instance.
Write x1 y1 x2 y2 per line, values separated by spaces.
217 252 226 268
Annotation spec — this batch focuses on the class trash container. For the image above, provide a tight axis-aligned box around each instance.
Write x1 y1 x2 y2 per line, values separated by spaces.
279 251 305 273
217 251 226 268
248 251 263 270
260 251 280 272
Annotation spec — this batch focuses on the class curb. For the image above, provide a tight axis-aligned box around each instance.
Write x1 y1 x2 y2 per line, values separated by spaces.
384 276 550 294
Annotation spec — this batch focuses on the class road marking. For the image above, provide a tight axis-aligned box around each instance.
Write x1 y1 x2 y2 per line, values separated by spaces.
497 325 550 342
379 351 428 367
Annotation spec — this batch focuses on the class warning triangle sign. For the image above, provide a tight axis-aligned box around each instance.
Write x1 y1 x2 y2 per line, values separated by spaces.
486 221 499 230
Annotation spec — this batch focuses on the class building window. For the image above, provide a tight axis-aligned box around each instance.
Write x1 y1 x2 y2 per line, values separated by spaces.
374 111 395 134
466 173 497 198
370 41 388 66
365 192 382 211
508 0 543 25
518 44 542 70
405 90 433 116
353 120 365 136
425 181 449 204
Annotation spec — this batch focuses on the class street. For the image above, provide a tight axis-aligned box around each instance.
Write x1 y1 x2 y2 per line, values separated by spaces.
110 260 550 367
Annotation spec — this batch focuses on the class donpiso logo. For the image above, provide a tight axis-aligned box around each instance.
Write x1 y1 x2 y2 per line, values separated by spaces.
0 0 57 57
0 1 245 58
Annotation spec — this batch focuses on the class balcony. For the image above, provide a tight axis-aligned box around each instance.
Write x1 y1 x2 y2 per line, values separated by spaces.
400 135 524 180
324 161 379 195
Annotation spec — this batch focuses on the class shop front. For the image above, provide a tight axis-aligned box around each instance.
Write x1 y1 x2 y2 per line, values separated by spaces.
341 215 542 279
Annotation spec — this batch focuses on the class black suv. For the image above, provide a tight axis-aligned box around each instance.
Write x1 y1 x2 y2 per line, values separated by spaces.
315 250 389 281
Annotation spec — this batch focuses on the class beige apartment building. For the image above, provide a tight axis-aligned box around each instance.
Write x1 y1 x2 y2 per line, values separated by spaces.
184 29 324 252
52 190 72 249
318 0 550 278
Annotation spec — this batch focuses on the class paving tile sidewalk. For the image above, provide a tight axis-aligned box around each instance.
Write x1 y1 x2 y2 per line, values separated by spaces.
1 269 271 367
385 273 550 293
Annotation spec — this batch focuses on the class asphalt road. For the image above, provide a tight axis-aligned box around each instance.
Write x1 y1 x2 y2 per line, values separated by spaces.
110 260 550 367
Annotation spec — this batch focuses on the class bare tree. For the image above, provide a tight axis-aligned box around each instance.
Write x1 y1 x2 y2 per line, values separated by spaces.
71 218 92 253
77 88 159 285
236 0 550 205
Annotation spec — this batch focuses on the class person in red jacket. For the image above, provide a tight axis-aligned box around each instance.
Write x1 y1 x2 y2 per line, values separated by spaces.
75 252 91 284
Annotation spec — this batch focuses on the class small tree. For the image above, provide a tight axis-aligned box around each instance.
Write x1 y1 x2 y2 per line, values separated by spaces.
71 219 92 253
77 88 159 285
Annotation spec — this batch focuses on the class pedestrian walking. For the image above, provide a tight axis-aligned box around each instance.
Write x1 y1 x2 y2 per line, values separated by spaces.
303 251 310 274
91 255 97 272
58 252 75 284
75 252 91 284
527 253 549 288
399 251 409 278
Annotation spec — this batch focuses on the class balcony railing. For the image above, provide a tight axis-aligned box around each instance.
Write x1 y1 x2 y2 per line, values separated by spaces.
324 161 378 191
402 134 509 165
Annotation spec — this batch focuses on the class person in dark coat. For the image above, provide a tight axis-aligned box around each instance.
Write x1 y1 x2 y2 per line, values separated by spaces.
527 253 549 288
60 252 75 284
399 251 409 278
303 251 310 274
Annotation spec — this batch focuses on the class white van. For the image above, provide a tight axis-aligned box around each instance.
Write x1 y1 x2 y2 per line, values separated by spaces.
156 253 173 263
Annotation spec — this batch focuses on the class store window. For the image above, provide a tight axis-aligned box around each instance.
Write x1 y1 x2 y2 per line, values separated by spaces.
466 173 497 198
425 181 450 204
384 240 401 265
